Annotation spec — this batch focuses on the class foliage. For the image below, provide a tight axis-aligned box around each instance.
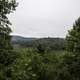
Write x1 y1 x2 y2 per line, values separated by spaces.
63 17 80 80
12 37 66 51
0 0 80 80
36 43 46 55
0 0 18 79
66 17 80 52
7 48 65 80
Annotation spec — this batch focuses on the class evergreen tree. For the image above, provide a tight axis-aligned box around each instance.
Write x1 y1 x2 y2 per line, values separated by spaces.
66 17 80 52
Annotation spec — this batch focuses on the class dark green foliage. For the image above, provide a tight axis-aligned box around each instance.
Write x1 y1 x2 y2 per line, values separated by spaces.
36 43 46 54
10 48 69 80
60 17 80 80
0 0 18 64
66 17 80 52
3 48 80 80
35 38 65 51
0 0 18 79
0 0 18 50
0 0 80 79
55 53 80 80
10 48 60 80
0 50 17 66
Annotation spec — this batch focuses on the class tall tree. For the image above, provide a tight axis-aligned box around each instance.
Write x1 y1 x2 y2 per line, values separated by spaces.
66 17 80 52
0 0 18 50
63 17 80 80
0 0 18 64
0 0 18 79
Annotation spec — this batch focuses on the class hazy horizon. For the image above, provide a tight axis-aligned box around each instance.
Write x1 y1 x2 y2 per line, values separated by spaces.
9 0 80 38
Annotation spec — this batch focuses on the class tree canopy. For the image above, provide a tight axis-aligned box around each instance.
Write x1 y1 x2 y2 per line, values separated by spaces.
0 0 18 79
0 0 18 50
66 17 80 52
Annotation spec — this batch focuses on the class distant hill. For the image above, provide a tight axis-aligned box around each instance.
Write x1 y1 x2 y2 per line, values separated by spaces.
11 35 37 47
33 37 66 50
12 35 37 42
11 35 66 50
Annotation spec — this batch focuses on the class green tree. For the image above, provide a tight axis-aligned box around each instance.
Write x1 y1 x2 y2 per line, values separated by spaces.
0 0 18 49
58 17 80 80
36 43 46 55
0 0 18 79
0 0 18 65
66 17 80 52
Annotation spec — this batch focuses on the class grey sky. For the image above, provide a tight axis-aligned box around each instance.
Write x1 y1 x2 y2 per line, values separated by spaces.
9 0 80 38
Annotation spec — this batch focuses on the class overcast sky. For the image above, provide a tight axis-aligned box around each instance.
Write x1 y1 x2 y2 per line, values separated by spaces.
9 0 80 38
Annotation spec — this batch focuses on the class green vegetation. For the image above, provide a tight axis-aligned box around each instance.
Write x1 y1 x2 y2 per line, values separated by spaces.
0 0 19 79
66 17 80 52
0 0 80 80
12 36 66 51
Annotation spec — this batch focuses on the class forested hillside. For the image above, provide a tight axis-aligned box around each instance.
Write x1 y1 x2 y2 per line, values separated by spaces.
11 36 65 50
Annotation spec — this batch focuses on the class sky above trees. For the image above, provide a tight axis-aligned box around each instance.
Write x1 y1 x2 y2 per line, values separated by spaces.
9 0 80 38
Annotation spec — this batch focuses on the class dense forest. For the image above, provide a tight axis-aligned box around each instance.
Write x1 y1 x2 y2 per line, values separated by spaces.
11 36 65 50
0 0 80 80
